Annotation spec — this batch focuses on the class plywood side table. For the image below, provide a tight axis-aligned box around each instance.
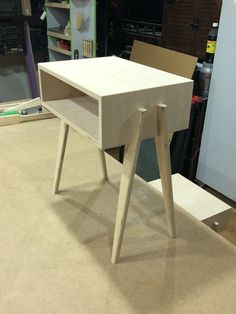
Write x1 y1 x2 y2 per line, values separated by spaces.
39 56 193 263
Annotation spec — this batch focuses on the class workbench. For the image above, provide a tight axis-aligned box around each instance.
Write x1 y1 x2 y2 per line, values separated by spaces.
0 119 236 314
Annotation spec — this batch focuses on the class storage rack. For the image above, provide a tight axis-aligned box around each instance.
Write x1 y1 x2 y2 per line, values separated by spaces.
0 0 47 58
0 0 22 16
0 0 48 98
0 24 25 55
0 1 23 55
30 26 48 53
108 18 162 58
45 0 96 61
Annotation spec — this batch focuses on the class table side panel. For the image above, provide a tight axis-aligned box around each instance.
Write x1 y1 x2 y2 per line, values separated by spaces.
39 69 85 102
101 81 193 149
38 64 101 101
98 99 103 148
43 97 100 145
39 69 101 146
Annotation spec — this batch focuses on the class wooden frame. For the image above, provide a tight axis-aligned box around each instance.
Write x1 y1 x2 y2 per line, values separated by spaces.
39 56 193 150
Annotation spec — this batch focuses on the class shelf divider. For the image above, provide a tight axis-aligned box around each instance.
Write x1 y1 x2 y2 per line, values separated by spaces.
43 96 99 144
47 31 71 41
48 45 72 56
45 2 70 9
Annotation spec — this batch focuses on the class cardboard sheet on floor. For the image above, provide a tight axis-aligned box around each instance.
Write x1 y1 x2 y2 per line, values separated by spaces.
0 119 235 314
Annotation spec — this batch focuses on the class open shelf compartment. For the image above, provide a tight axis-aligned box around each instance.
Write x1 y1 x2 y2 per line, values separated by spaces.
39 69 100 146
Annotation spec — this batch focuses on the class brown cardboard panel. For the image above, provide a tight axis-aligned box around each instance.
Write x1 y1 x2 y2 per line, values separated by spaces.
130 40 198 79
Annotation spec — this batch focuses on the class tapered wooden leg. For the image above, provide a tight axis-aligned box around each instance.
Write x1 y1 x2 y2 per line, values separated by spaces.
111 108 147 264
53 121 69 194
98 148 108 180
155 104 176 238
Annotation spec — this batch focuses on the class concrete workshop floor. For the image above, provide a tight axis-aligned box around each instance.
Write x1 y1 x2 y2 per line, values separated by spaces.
0 119 236 314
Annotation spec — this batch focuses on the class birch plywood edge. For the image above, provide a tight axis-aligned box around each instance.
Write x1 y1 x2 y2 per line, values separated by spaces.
149 174 231 221
38 56 192 97
38 57 193 149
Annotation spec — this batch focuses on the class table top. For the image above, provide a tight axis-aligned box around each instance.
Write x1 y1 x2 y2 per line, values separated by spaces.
39 56 192 99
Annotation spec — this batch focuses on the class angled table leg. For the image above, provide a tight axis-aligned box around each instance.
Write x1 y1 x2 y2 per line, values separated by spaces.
53 120 69 194
155 104 176 238
111 108 147 264
98 148 108 180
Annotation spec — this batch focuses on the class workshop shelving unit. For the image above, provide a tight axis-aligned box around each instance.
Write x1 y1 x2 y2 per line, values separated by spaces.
45 0 96 61
0 0 22 16
0 24 25 55
0 0 24 56
0 0 47 58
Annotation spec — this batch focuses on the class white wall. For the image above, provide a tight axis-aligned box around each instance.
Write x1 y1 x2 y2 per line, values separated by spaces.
197 0 236 201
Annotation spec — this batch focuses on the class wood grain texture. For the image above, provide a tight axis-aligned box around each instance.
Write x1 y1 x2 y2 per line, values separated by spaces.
155 104 176 238
43 96 99 145
39 70 84 102
47 31 71 41
163 0 221 59
48 46 72 56
150 174 230 221
98 148 108 180
101 81 193 148
149 174 231 232
195 0 221 59
39 56 192 99
111 108 147 263
53 121 69 194
163 0 197 55
39 57 193 149
131 40 197 79
45 2 70 9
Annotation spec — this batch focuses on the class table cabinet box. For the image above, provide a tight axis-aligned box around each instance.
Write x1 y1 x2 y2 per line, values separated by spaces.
39 56 193 149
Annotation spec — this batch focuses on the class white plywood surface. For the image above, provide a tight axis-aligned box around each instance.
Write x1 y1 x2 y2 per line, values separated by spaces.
149 174 231 221
39 56 192 99
39 56 193 148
